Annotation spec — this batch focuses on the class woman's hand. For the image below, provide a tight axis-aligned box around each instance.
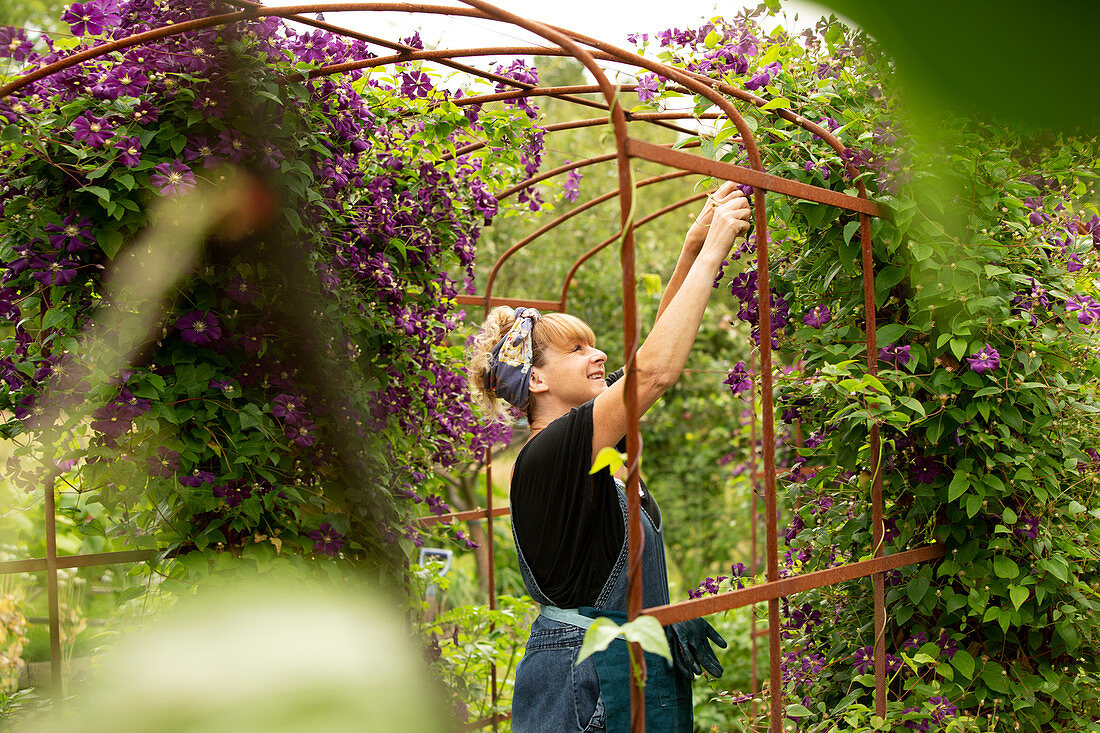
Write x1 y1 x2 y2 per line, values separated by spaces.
699 189 752 261
687 180 745 247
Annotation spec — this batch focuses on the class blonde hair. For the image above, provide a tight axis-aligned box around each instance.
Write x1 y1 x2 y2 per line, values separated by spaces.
467 306 596 422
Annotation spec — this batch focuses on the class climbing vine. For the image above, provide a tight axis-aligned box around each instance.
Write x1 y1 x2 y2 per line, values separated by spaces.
640 6 1100 730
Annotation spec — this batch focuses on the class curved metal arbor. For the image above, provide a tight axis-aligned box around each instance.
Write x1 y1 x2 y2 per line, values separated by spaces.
0 3 945 731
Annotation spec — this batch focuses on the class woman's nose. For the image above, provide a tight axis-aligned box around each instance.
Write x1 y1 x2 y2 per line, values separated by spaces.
590 348 607 364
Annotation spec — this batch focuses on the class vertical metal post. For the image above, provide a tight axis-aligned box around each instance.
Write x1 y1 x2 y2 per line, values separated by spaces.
485 445 498 731
859 212 887 718
749 388 759 720
44 471 63 700
752 195 782 733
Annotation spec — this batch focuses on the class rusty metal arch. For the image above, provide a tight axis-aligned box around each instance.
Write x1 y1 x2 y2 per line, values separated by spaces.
0 3 948 731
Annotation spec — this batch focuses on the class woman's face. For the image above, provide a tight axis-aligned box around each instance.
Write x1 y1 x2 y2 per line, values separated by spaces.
532 339 608 408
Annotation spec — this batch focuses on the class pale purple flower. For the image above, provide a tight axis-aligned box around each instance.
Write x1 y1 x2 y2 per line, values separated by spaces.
966 344 1000 374
562 167 583 202
803 304 831 328
150 160 196 195
636 73 660 102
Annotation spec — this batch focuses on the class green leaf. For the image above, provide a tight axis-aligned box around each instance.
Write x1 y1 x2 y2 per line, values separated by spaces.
785 704 813 717
982 661 1010 693
81 185 112 202
949 337 968 361
760 97 791 111
1067 500 1087 514
576 617 623 665
590 446 626 476
843 220 860 244
99 230 124 259
994 556 1020 579
999 403 1024 432
875 323 909 345
1010 585 1029 610
947 471 970 501
951 649 975 678
906 573 930 605
620 615 672 663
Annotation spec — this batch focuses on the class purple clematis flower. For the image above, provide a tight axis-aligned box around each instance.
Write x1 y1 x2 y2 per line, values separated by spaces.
1066 294 1100 325
636 73 660 102
150 159 196 195
563 167 583 202
62 1 110 36
878 343 912 366
146 446 180 478
803 304 831 328
45 213 94 252
309 523 345 556
723 361 752 396
966 344 1000 374
71 113 114 148
285 419 318 448
114 136 142 167
174 310 221 346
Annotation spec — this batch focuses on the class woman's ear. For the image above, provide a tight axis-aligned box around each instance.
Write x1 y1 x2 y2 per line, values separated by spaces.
528 366 549 395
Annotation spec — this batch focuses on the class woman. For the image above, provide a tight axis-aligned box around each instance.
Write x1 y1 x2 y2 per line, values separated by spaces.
468 181 752 732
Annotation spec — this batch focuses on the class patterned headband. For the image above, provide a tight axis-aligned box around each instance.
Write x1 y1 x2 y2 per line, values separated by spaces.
484 307 541 409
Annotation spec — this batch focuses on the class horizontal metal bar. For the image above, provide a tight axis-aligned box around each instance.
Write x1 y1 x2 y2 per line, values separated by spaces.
0 549 155 575
467 712 512 730
644 544 945 625
417 505 512 527
453 295 564 312
624 138 885 218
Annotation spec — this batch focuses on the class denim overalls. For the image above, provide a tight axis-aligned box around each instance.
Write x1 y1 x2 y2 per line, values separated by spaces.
511 479 692 733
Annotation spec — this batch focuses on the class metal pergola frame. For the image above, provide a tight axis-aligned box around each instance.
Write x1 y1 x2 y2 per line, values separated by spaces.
0 3 946 731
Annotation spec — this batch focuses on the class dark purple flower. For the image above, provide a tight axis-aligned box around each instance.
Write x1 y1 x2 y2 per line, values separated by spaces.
32 255 79 286
928 696 958 724
723 361 752 396
852 646 873 673
965 343 1000 374
150 160 196 195
0 27 36 62
114 136 142 167
878 343 912 366
174 310 222 346
71 113 114 148
62 1 112 36
90 402 132 439
285 419 317 448
309 522 345 556
271 393 305 424
454 529 479 550
146 446 180 478
802 304 831 328
1015 514 1041 540
180 469 215 488
936 631 958 659
45 213 94 252
910 454 942 484
102 67 148 97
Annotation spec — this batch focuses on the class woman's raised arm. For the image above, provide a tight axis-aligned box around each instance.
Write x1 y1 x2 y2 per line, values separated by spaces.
590 189 751 458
